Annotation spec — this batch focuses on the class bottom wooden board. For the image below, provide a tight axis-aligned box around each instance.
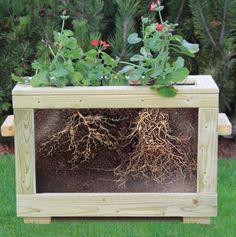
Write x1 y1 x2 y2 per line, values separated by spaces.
17 193 217 218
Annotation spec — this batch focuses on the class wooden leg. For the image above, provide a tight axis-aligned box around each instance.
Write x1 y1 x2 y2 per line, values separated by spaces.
23 217 51 224
183 217 210 225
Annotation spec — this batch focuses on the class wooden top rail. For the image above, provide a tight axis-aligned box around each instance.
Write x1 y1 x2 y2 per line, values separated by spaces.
1 113 232 137
12 76 219 96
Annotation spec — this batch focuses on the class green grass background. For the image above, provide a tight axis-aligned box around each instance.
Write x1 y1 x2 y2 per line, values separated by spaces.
0 155 235 237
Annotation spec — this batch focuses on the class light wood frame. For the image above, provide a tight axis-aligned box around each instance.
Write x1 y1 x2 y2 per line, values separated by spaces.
13 76 219 224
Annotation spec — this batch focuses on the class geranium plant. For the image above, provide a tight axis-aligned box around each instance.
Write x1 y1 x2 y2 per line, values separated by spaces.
12 11 120 87
12 2 199 97
119 0 199 96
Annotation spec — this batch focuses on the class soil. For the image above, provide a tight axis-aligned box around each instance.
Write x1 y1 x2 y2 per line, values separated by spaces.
35 108 198 193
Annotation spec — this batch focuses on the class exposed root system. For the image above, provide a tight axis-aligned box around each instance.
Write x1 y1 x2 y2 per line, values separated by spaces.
36 108 197 192
40 110 119 166
114 109 196 189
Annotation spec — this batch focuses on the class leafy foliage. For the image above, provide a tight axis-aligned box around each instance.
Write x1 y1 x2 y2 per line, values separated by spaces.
1 0 236 120
13 15 120 87
119 2 199 97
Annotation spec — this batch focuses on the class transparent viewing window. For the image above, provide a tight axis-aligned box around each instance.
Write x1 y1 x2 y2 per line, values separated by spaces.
35 108 198 193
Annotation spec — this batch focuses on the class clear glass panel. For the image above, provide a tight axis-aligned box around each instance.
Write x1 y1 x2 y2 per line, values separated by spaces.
35 108 198 193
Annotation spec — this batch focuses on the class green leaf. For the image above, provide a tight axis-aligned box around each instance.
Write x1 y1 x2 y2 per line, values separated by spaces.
50 65 68 78
85 49 97 61
109 74 129 86
30 72 49 87
64 48 84 60
156 87 178 97
127 33 142 44
11 73 25 83
171 35 183 43
182 40 199 54
165 67 189 83
156 67 189 85
130 54 145 62
50 76 69 87
32 60 49 72
62 30 74 37
141 17 149 24
128 68 143 81
64 59 74 73
140 47 148 58
119 65 134 74
70 72 84 86
150 65 164 78
173 57 185 69
64 37 77 50
102 52 118 68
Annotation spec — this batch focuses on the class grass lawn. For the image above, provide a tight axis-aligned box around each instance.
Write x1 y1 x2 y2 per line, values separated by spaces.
0 155 235 237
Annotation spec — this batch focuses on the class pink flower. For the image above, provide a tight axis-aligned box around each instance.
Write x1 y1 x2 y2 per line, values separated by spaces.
90 40 100 47
150 2 157 12
156 23 165 32
100 40 110 49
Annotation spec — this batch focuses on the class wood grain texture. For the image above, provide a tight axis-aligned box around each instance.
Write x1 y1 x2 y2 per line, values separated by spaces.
13 94 218 109
14 109 36 194
218 113 232 136
24 217 51 224
197 108 218 193
1 115 14 137
17 193 217 218
12 76 219 96
182 217 210 225
4 112 227 136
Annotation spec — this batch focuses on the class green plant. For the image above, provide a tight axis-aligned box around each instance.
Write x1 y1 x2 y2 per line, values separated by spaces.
119 0 199 96
109 0 141 62
12 12 120 87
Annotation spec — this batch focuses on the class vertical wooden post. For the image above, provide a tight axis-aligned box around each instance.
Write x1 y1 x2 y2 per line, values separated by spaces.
184 108 218 224
14 109 36 194
197 108 218 193
14 109 52 224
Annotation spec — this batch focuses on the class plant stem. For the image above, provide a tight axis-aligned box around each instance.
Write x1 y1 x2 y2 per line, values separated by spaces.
61 19 65 34
48 44 56 58
119 61 140 68
158 10 164 24
142 21 145 40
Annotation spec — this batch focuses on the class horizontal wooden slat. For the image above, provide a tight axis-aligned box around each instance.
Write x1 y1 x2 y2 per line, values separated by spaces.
17 193 217 217
1 115 14 137
3 112 227 137
218 113 232 136
12 76 219 96
13 93 218 109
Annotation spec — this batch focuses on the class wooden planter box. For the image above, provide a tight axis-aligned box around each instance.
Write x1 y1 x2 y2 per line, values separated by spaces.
10 75 224 224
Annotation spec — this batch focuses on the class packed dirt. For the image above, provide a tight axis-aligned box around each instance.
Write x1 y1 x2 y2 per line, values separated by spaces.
34 108 198 193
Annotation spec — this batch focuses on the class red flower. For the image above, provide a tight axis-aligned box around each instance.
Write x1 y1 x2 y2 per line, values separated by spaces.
130 80 139 85
100 40 110 48
90 40 100 47
150 2 157 11
156 23 165 32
